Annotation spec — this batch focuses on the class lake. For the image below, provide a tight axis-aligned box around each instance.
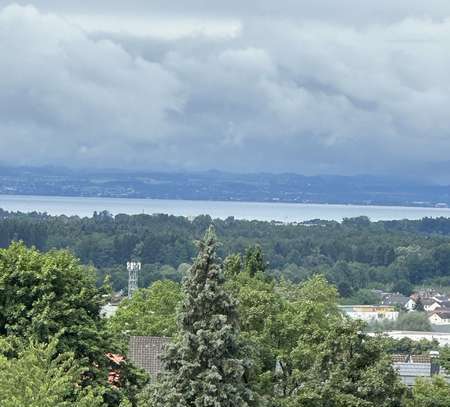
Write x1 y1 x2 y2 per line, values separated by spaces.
1 194 450 223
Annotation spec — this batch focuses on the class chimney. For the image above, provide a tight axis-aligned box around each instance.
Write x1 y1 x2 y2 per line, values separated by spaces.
430 351 440 376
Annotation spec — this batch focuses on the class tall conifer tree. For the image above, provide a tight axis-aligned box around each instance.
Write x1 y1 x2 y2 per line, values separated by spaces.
244 245 265 277
146 227 253 406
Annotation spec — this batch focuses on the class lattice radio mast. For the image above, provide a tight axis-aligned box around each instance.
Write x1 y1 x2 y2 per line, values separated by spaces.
127 261 141 299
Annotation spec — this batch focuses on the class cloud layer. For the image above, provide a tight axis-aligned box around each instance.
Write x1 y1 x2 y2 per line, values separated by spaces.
1 2 450 179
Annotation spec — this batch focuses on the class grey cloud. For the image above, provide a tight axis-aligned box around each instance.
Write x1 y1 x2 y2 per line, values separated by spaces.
0 4 184 167
1 2 450 179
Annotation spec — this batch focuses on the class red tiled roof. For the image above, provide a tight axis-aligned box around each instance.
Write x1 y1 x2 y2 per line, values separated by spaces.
106 353 126 365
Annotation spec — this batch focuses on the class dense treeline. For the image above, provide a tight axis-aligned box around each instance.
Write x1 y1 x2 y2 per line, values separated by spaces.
1 234 450 405
113 230 448 406
2 208 450 295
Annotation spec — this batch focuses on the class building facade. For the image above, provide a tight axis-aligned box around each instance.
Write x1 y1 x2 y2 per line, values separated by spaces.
339 305 399 322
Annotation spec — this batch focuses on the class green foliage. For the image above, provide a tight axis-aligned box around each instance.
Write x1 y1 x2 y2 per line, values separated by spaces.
369 312 431 332
437 345 450 372
413 298 425 312
381 337 438 355
223 253 242 278
427 352 450 407
0 339 104 407
226 270 284 398
244 245 266 277
284 320 405 407
341 289 382 305
0 242 108 364
392 279 413 296
108 280 182 338
0 243 146 406
5 211 450 292
407 376 450 407
268 276 406 406
2 232 443 406
145 227 254 406
227 271 406 406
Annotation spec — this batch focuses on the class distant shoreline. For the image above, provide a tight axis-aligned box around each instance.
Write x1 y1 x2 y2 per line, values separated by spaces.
2 194 450 222
0 190 448 209
2 167 450 210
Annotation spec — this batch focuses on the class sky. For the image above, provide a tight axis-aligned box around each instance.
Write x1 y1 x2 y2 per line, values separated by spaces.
1 1 450 181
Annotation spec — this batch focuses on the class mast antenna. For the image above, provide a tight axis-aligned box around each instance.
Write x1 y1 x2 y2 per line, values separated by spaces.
127 261 141 299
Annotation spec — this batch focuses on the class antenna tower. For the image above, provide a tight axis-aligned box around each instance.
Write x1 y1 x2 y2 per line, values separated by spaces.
127 261 141 299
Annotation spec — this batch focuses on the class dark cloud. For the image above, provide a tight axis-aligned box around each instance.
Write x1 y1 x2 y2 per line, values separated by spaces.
1 2 450 180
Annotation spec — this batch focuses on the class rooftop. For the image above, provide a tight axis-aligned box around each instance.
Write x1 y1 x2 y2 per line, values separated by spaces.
430 311 450 319
128 336 170 377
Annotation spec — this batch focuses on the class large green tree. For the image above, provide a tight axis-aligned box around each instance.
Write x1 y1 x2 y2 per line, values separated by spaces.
274 277 406 406
225 269 285 400
0 242 108 363
407 376 450 407
108 280 182 338
228 272 406 406
144 227 254 406
0 242 146 406
0 338 104 407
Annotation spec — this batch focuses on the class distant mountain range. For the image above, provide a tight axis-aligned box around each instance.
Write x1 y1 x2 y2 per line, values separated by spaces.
0 166 449 208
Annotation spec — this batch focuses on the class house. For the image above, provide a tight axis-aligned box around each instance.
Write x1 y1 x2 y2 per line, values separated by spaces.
405 298 417 311
418 298 442 312
429 311 450 325
339 305 398 322
433 294 450 303
128 336 170 377
437 300 450 309
392 353 448 387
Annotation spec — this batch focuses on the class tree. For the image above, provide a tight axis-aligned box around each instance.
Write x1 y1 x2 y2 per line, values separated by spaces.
0 242 146 406
144 227 254 406
223 253 242 278
225 270 285 400
108 280 182 338
341 289 381 305
273 276 406 406
392 279 413 296
0 338 104 407
0 242 108 362
370 312 431 332
395 312 431 331
414 298 425 312
407 376 450 407
285 319 406 406
244 245 266 277
381 337 438 355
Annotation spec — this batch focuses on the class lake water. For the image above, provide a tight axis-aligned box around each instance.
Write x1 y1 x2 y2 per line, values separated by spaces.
2 194 450 223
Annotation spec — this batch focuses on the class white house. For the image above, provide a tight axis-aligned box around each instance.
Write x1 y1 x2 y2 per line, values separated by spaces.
422 299 443 312
429 312 450 325
405 298 417 311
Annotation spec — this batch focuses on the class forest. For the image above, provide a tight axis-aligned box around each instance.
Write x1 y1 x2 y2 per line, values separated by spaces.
2 209 450 297
1 230 450 406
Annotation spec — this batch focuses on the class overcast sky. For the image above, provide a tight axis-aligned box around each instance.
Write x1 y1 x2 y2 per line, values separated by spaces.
2 1 450 181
